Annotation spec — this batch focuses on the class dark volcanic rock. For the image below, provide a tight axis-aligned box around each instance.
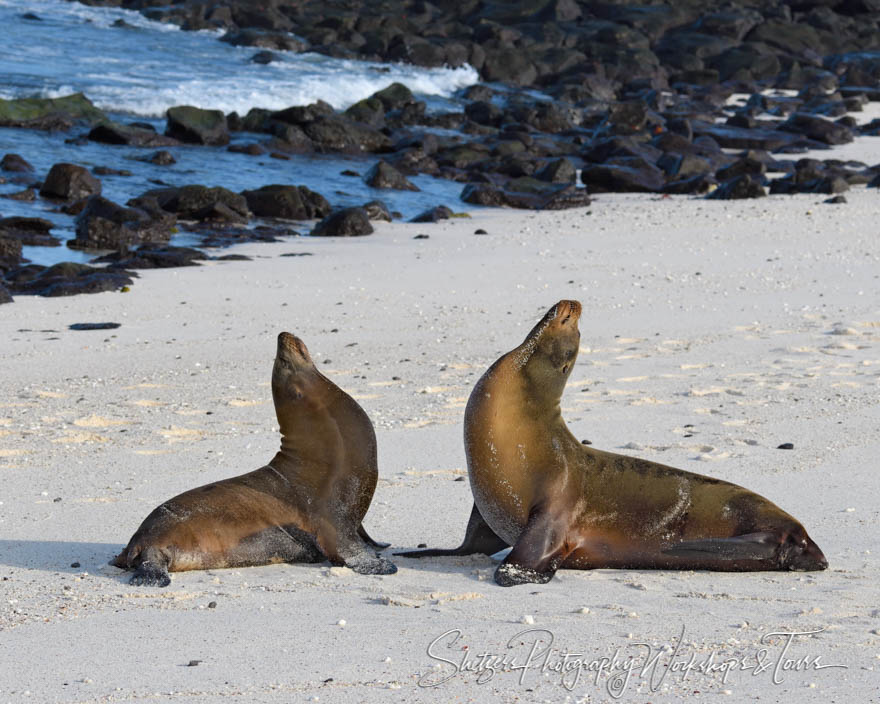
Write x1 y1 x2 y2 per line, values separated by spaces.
2 188 36 202
39 163 101 201
707 174 766 200
0 236 23 271
0 283 11 304
581 159 665 192
364 161 419 191
302 115 391 153
1 154 34 173
71 196 176 250
311 207 373 237
241 184 331 220
94 244 207 269
363 200 392 221
143 150 176 166
144 185 250 222
0 93 105 129
536 158 577 184
0 217 61 246
410 205 453 223
88 121 180 147
5 262 134 297
165 105 230 145
221 29 307 51
461 182 591 210
779 113 854 145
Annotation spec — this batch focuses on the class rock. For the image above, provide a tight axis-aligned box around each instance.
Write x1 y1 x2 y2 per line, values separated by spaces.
372 83 415 111
0 236 23 270
716 156 767 181
272 100 335 125
482 48 537 86
0 282 12 304
1 154 34 172
227 143 266 156
779 113 854 145
461 182 591 209
707 174 766 200
220 29 307 52
311 208 373 237
410 205 453 223
824 194 846 204
165 105 229 145
250 50 279 64
302 115 391 153
144 185 249 222
241 184 331 220
4 262 134 297
69 322 120 330
581 158 665 192
88 121 180 147
535 158 576 184
691 121 809 152
364 161 419 191
0 217 61 246
92 166 132 176
2 188 36 202
465 100 503 127
363 200 392 221
143 150 176 166
344 98 385 128
39 163 101 201
0 93 105 129
70 196 176 250
93 244 207 269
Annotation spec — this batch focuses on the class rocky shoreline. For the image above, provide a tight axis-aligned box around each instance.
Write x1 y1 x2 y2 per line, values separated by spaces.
3 0 880 303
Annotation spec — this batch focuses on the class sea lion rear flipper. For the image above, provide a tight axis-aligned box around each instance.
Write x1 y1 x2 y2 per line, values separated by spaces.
395 503 509 558
494 505 570 587
358 524 390 549
661 532 779 561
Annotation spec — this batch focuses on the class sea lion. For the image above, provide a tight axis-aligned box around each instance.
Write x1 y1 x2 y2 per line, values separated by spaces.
398 300 827 586
112 332 396 586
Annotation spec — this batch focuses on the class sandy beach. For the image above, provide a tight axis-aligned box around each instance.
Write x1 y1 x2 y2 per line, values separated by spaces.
1 191 878 702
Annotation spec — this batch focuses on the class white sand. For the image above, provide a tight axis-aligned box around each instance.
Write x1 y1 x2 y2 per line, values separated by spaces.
1 188 878 703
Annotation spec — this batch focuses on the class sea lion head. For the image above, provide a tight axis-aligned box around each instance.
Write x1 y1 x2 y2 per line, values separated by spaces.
515 300 582 399
272 332 321 432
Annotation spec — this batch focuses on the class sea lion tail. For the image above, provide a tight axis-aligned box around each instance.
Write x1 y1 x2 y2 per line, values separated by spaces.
395 503 509 558
357 524 390 549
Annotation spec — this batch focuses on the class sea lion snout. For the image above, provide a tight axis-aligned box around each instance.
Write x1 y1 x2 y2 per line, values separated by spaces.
276 332 312 366
553 299 582 324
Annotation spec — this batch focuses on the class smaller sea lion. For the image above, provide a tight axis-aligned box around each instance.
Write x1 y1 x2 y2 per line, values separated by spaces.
112 332 396 586
399 300 827 586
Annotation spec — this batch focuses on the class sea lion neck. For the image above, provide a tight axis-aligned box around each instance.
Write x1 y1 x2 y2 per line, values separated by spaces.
271 332 338 462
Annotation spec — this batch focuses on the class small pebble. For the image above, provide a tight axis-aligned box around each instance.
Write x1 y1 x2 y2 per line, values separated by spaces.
336 619 346 627
70 562 80 568
845 507 856 512
581 439 592 445
576 607 590 614
413 234 429 240
474 228 488 235
187 660 201 667
520 615 535 625
207 601 217 608
777 443 794 450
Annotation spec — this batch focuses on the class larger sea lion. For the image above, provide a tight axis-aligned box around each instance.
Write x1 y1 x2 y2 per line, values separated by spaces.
112 332 396 586
399 300 827 586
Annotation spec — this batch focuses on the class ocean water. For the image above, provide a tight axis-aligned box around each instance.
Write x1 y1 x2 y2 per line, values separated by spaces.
0 0 480 266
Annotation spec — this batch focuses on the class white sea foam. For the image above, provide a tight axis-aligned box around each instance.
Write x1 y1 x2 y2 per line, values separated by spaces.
0 0 478 117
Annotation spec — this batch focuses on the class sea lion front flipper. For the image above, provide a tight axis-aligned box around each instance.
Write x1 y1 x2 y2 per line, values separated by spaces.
494 506 570 587
661 532 779 561
325 529 398 575
358 524 390 549
395 503 509 558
